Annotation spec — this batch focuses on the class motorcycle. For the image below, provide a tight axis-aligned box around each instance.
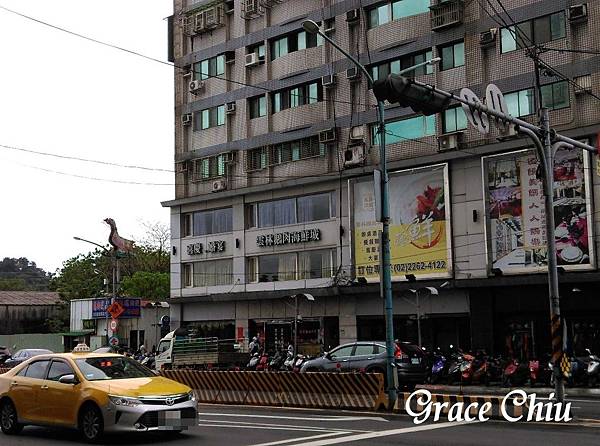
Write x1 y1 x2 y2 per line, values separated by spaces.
256 352 270 371
586 349 600 387
268 350 286 371
292 354 309 373
282 351 296 371
247 352 260 370
503 358 530 387
429 349 447 384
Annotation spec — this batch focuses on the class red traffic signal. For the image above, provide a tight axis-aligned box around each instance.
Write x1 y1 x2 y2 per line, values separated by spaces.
372 74 450 116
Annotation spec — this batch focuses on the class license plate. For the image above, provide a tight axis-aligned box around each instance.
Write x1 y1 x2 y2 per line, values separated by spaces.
411 358 420 365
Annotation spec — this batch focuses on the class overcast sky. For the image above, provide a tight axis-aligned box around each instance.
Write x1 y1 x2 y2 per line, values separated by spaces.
0 1 174 273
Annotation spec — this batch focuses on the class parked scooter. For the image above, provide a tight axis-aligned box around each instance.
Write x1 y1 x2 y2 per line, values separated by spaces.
268 350 286 371
292 354 309 373
429 348 447 384
502 358 530 387
586 349 600 387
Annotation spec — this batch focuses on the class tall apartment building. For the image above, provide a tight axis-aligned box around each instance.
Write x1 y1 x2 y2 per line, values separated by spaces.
163 0 600 358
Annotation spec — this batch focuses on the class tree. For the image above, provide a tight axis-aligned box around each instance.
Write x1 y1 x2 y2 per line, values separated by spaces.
0 257 51 290
121 271 169 301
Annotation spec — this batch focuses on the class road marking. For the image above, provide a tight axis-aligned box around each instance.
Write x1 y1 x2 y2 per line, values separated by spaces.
249 432 350 446
198 412 389 422
198 424 352 434
288 421 477 446
197 418 369 433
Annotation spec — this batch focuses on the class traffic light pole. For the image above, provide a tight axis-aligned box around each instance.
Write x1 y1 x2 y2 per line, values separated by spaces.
302 20 440 409
381 78 599 402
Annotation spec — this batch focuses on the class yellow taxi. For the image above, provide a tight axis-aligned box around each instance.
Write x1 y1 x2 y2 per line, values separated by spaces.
0 344 197 442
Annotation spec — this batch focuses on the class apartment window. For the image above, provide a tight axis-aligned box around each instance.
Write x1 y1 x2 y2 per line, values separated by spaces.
248 42 266 60
271 82 322 113
505 88 535 117
193 259 233 287
247 192 335 229
298 249 336 279
194 54 226 81
298 193 332 223
440 41 465 71
373 115 436 144
442 106 468 133
368 0 430 28
191 208 233 235
501 12 566 53
541 81 569 110
270 28 323 61
370 49 433 81
193 154 227 181
195 105 225 130
246 137 326 171
258 198 296 227
249 95 267 118
248 249 336 282
183 263 193 288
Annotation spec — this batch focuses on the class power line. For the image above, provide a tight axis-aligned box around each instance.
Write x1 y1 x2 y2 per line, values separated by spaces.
0 143 174 173
0 4 375 110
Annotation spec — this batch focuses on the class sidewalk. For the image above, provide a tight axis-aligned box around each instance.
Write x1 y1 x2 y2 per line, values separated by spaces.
417 383 600 399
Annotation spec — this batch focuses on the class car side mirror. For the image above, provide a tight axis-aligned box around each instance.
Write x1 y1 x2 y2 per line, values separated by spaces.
324 352 331 360
58 374 78 385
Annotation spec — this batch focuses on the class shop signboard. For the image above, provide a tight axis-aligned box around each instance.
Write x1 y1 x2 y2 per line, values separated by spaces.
482 147 594 273
92 298 142 319
352 164 452 281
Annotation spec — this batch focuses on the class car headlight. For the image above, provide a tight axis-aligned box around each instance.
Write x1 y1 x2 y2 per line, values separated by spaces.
187 391 196 402
109 395 143 407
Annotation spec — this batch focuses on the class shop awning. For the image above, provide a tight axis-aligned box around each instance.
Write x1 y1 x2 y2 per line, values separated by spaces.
58 330 95 337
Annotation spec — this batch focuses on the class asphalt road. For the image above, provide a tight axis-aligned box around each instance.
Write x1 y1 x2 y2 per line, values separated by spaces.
4 404 600 446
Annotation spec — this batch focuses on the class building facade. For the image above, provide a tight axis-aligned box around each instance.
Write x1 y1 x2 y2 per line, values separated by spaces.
164 0 600 358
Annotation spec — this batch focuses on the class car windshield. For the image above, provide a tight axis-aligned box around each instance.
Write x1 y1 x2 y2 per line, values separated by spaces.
75 357 155 381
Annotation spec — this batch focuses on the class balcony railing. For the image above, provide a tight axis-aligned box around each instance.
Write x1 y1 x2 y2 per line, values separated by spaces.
430 0 464 31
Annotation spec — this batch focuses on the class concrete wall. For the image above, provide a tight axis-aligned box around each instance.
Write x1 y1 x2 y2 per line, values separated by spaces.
0 305 60 335
0 333 63 353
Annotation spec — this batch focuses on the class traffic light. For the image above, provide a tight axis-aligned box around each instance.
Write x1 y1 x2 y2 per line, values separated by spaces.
372 74 451 116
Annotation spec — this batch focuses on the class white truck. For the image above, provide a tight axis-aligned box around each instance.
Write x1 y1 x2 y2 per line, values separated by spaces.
155 330 247 371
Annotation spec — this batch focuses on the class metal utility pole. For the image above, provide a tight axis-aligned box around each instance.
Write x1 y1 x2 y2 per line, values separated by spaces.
302 19 439 408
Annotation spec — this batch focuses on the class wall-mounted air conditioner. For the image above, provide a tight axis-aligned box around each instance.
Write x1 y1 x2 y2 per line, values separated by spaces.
245 52 259 67
480 29 497 47
346 9 359 23
321 74 336 88
181 113 192 126
346 66 360 81
349 126 364 141
569 4 588 22
189 80 205 94
226 102 236 114
318 128 336 143
212 179 227 192
438 132 463 151
343 145 365 167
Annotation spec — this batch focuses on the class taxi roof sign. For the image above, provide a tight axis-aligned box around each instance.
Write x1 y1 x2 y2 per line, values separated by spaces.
72 343 91 353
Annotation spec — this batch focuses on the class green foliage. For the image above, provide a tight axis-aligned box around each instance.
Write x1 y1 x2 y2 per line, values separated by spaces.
121 271 170 301
0 278 28 291
0 257 51 290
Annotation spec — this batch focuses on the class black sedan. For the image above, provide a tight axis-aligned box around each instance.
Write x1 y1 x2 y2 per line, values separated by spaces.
3 349 53 368
300 341 426 387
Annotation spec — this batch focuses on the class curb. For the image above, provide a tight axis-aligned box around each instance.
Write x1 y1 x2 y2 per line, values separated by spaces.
417 384 600 399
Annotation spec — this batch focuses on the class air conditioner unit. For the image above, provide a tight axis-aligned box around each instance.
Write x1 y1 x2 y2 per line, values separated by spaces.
343 145 365 167
244 0 260 15
189 80 205 94
318 128 336 143
480 28 497 47
181 113 192 126
349 126 364 141
324 26 335 35
245 52 259 67
346 9 359 23
176 161 188 173
574 75 592 94
193 12 205 33
204 5 225 29
497 124 518 141
346 66 360 81
224 0 235 14
226 102 236 114
438 132 463 151
569 4 588 22
212 179 227 192
321 74 336 88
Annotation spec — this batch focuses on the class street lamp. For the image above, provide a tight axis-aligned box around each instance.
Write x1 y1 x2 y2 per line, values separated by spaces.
303 19 439 407
293 293 315 356
73 235 117 346
406 282 449 347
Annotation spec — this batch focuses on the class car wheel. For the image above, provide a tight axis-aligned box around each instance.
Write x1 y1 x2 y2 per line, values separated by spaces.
0 399 23 435
79 404 104 443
